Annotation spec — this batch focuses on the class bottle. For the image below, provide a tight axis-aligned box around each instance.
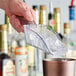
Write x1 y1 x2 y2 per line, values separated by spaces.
62 23 74 46
5 15 18 57
66 6 76 59
48 1 55 30
69 6 76 44
59 23 74 46
33 5 39 24
0 24 15 76
63 23 70 50
62 23 75 58
15 33 28 76
36 5 47 76
39 5 46 25
19 33 35 76
54 8 61 33
32 5 39 76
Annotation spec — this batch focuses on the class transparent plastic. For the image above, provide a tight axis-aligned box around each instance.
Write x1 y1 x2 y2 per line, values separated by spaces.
23 24 67 57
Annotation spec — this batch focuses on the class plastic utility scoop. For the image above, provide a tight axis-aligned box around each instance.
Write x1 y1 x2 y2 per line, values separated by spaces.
23 24 67 57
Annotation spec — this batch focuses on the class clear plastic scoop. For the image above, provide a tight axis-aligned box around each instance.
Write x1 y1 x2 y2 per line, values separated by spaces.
23 24 67 57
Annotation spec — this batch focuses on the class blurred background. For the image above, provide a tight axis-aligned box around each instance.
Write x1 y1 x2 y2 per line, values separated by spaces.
0 0 76 34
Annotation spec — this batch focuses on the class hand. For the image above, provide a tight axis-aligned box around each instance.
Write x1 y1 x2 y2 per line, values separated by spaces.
3 0 36 32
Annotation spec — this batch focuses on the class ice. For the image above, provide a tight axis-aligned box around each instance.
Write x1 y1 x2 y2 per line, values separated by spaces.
23 24 67 57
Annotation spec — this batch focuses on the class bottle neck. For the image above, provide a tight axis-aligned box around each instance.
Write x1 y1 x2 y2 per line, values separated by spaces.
64 28 70 39
0 30 8 54
54 12 60 33
39 10 46 25
35 9 39 25
5 15 13 34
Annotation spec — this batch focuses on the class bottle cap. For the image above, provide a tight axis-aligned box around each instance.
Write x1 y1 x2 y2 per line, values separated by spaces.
69 6 75 20
64 23 70 28
33 5 38 9
69 6 75 8
64 23 70 34
40 5 46 10
54 8 60 13
0 24 8 31
0 24 8 53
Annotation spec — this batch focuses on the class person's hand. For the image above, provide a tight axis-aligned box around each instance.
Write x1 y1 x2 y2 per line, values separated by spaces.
2 0 36 32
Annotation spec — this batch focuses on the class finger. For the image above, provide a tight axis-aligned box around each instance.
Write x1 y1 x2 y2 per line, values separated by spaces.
9 15 23 32
16 16 33 25
15 17 24 32
9 15 20 32
30 8 36 23
20 2 33 22
22 9 33 22
9 1 34 22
